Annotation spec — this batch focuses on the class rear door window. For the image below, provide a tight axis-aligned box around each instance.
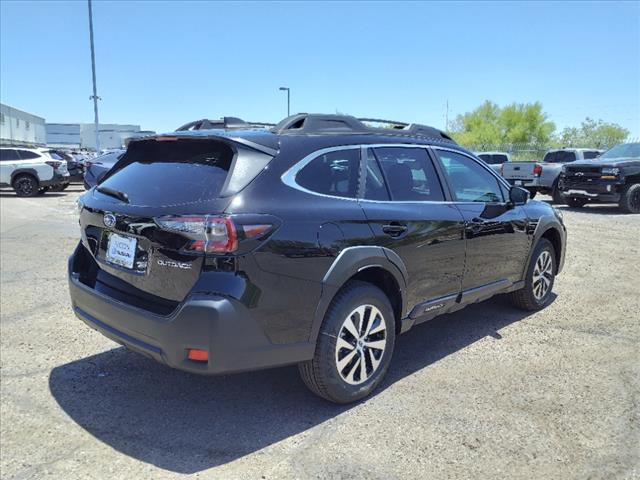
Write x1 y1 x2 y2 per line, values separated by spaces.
296 148 360 198
371 147 444 201
98 139 270 206
583 151 600 160
17 150 41 160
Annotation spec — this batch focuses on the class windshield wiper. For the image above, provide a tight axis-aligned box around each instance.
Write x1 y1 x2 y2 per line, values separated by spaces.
97 186 129 203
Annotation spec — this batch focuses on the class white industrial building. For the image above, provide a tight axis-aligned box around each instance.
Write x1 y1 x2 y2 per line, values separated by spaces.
0 103 47 147
46 123 150 150
1 102 154 150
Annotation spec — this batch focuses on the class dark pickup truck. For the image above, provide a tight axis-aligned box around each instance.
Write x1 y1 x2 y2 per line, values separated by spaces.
558 142 640 213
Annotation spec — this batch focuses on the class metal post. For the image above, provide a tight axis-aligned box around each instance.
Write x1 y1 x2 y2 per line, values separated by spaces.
88 0 100 153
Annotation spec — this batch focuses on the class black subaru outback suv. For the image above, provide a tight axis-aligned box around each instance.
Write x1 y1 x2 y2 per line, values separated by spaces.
69 114 566 403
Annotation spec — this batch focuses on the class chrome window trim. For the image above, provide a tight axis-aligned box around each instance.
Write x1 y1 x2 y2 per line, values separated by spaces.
280 143 510 205
280 145 362 202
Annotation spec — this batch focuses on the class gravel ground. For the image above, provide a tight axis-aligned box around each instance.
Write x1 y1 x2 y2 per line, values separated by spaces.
1 187 639 480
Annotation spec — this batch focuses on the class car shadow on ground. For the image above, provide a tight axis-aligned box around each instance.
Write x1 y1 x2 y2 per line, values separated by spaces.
556 204 629 215
49 294 548 474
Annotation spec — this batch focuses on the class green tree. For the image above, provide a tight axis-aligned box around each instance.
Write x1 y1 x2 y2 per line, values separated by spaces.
450 100 555 147
555 118 629 148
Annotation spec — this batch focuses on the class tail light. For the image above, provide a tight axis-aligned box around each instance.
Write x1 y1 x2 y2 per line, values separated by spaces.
155 215 273 254
533 164 543 177
45 160 62 169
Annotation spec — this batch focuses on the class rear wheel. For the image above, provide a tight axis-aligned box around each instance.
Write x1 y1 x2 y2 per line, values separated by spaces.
12 174 38 197
298 281 396 404
509 238 556 311
619 183 640 214
566 197 587 208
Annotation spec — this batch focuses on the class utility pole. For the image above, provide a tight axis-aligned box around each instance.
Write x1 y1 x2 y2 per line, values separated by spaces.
445 99 449 132
88 0 100 153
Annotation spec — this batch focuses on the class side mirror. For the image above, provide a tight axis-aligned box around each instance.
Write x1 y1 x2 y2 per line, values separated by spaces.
509 186 529 206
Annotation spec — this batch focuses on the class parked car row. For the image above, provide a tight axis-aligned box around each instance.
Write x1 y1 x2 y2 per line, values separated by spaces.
0 147 71 196
475 145 639 213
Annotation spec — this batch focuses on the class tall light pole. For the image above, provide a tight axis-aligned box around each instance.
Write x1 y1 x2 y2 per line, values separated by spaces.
279 87 290 116
88 0 100 153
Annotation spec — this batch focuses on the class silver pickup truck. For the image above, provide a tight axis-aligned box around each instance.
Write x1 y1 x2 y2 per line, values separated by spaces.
502 148 603 202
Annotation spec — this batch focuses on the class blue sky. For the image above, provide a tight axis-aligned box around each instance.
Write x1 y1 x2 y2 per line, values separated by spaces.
1 1 639 137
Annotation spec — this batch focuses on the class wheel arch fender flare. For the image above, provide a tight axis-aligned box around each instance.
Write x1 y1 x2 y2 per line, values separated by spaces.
10 168 40 185
309 246 408 343
525 215 566 277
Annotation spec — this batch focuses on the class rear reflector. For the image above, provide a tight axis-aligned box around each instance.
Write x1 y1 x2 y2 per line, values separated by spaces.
187 349 209 362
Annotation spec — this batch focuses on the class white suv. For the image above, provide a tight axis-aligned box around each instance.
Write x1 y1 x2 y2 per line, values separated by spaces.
0 147 70 197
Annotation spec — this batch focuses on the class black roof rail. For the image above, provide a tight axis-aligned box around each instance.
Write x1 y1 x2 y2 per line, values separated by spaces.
271 113 455 143
176 117 276 131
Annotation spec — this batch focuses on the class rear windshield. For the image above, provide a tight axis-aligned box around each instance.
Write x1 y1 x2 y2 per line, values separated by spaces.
583 151 600 160
97 139 271 206
543 151 576 163
478 154 508 165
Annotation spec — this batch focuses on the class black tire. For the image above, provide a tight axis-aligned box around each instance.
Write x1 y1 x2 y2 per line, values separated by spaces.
566 197 587 208
50 184 69 192
12 174 39 197
551 182 565 205
509 238 556 311
618 183 640 214
526 188 537 200
298 281 396 404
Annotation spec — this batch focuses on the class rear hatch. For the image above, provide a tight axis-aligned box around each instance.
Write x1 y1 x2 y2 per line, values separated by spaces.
76 136 273 312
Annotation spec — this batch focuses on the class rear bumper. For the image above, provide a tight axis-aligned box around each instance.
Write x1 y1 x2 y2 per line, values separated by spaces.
68 255 314 375
506 178 536 188
41 171 70 188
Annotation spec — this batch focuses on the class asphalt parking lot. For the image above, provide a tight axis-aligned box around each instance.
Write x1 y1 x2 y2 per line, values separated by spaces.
1 187 639 480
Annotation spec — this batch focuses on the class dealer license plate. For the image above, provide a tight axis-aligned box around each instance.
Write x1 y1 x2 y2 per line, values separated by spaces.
106 233 137 269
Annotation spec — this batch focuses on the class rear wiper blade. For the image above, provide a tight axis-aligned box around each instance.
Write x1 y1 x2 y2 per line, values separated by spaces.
96 186 129 203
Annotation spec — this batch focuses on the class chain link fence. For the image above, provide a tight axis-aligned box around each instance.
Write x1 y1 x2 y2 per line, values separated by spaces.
463 138 639 162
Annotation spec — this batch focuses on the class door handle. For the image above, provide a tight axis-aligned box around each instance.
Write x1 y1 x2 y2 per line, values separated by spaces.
382 223 408 237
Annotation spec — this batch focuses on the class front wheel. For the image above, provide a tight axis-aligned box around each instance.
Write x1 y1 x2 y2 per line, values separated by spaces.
551 182 564 205
566 197 587 208
619 183 640 214
509 238 556 311
298 281 396 404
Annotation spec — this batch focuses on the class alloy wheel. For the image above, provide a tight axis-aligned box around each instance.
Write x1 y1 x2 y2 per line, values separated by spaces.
532 250 553 300
15 178 34 196
334 304 387 385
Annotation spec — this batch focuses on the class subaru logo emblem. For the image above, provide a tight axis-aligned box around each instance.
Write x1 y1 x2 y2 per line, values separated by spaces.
103 213 116 228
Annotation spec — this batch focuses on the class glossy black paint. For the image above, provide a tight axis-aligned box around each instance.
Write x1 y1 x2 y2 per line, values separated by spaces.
69 125 567 374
